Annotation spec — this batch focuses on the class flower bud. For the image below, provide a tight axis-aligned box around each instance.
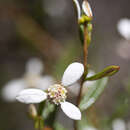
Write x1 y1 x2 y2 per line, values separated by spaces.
73 0 81 20
82 0 93 18
29 104 37 119
85 65 120 81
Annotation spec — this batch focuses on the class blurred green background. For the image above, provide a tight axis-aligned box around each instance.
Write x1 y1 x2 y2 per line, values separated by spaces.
0 0 130 130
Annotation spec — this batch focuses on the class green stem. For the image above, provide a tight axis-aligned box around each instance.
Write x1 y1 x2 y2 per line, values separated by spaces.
77 22 88 106
74 22 89 130
45 106 58 128
38 101 45 116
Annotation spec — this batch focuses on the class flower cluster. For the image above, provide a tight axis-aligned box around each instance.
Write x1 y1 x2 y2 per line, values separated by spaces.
47 84 67 105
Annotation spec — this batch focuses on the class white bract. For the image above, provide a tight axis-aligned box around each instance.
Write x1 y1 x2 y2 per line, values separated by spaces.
112 118 126 130
73 0 93 20
16 62 84 120
117 18 130 40
2 58 54 102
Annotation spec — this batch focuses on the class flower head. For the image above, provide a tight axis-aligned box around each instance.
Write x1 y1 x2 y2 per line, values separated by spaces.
2 58 54 102
16 62 84 120
47 84 67 105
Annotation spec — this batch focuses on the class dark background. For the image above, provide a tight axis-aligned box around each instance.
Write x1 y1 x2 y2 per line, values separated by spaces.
0 0 130 129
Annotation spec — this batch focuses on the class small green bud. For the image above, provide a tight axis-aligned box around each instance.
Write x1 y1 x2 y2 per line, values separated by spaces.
87 22 93 32
85 65 120 81
87 32 92 46
79 15 92 24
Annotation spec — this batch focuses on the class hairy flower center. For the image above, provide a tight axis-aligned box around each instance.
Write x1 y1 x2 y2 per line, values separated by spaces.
47 84 67 105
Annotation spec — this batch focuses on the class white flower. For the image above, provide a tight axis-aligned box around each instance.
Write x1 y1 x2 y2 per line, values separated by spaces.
16 62 84 120
112 118 126 130
73 0 93 20
2 58 54 102
117 18 130 40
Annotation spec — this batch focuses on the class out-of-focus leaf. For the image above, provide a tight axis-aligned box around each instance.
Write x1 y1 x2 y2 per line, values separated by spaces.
42 102 55 120
79 77 108 111
54 122 67 130
85 66 120 81
78 112 97 130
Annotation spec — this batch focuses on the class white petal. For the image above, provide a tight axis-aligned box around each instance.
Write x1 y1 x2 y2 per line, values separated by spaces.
117 18 130 40
1 79 26 102
61 62 84 86
61 101 81 120
82 0 93 17
36 75 55 90
82 70 96 95
16 89 47 104
68 83 80 97
26 58 44 75
73 0 81 19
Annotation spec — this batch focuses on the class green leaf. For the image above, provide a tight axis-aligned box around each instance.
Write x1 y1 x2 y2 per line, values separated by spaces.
42 102 55 120
79 77 108 111
78 112 97 130
85 65 120 81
